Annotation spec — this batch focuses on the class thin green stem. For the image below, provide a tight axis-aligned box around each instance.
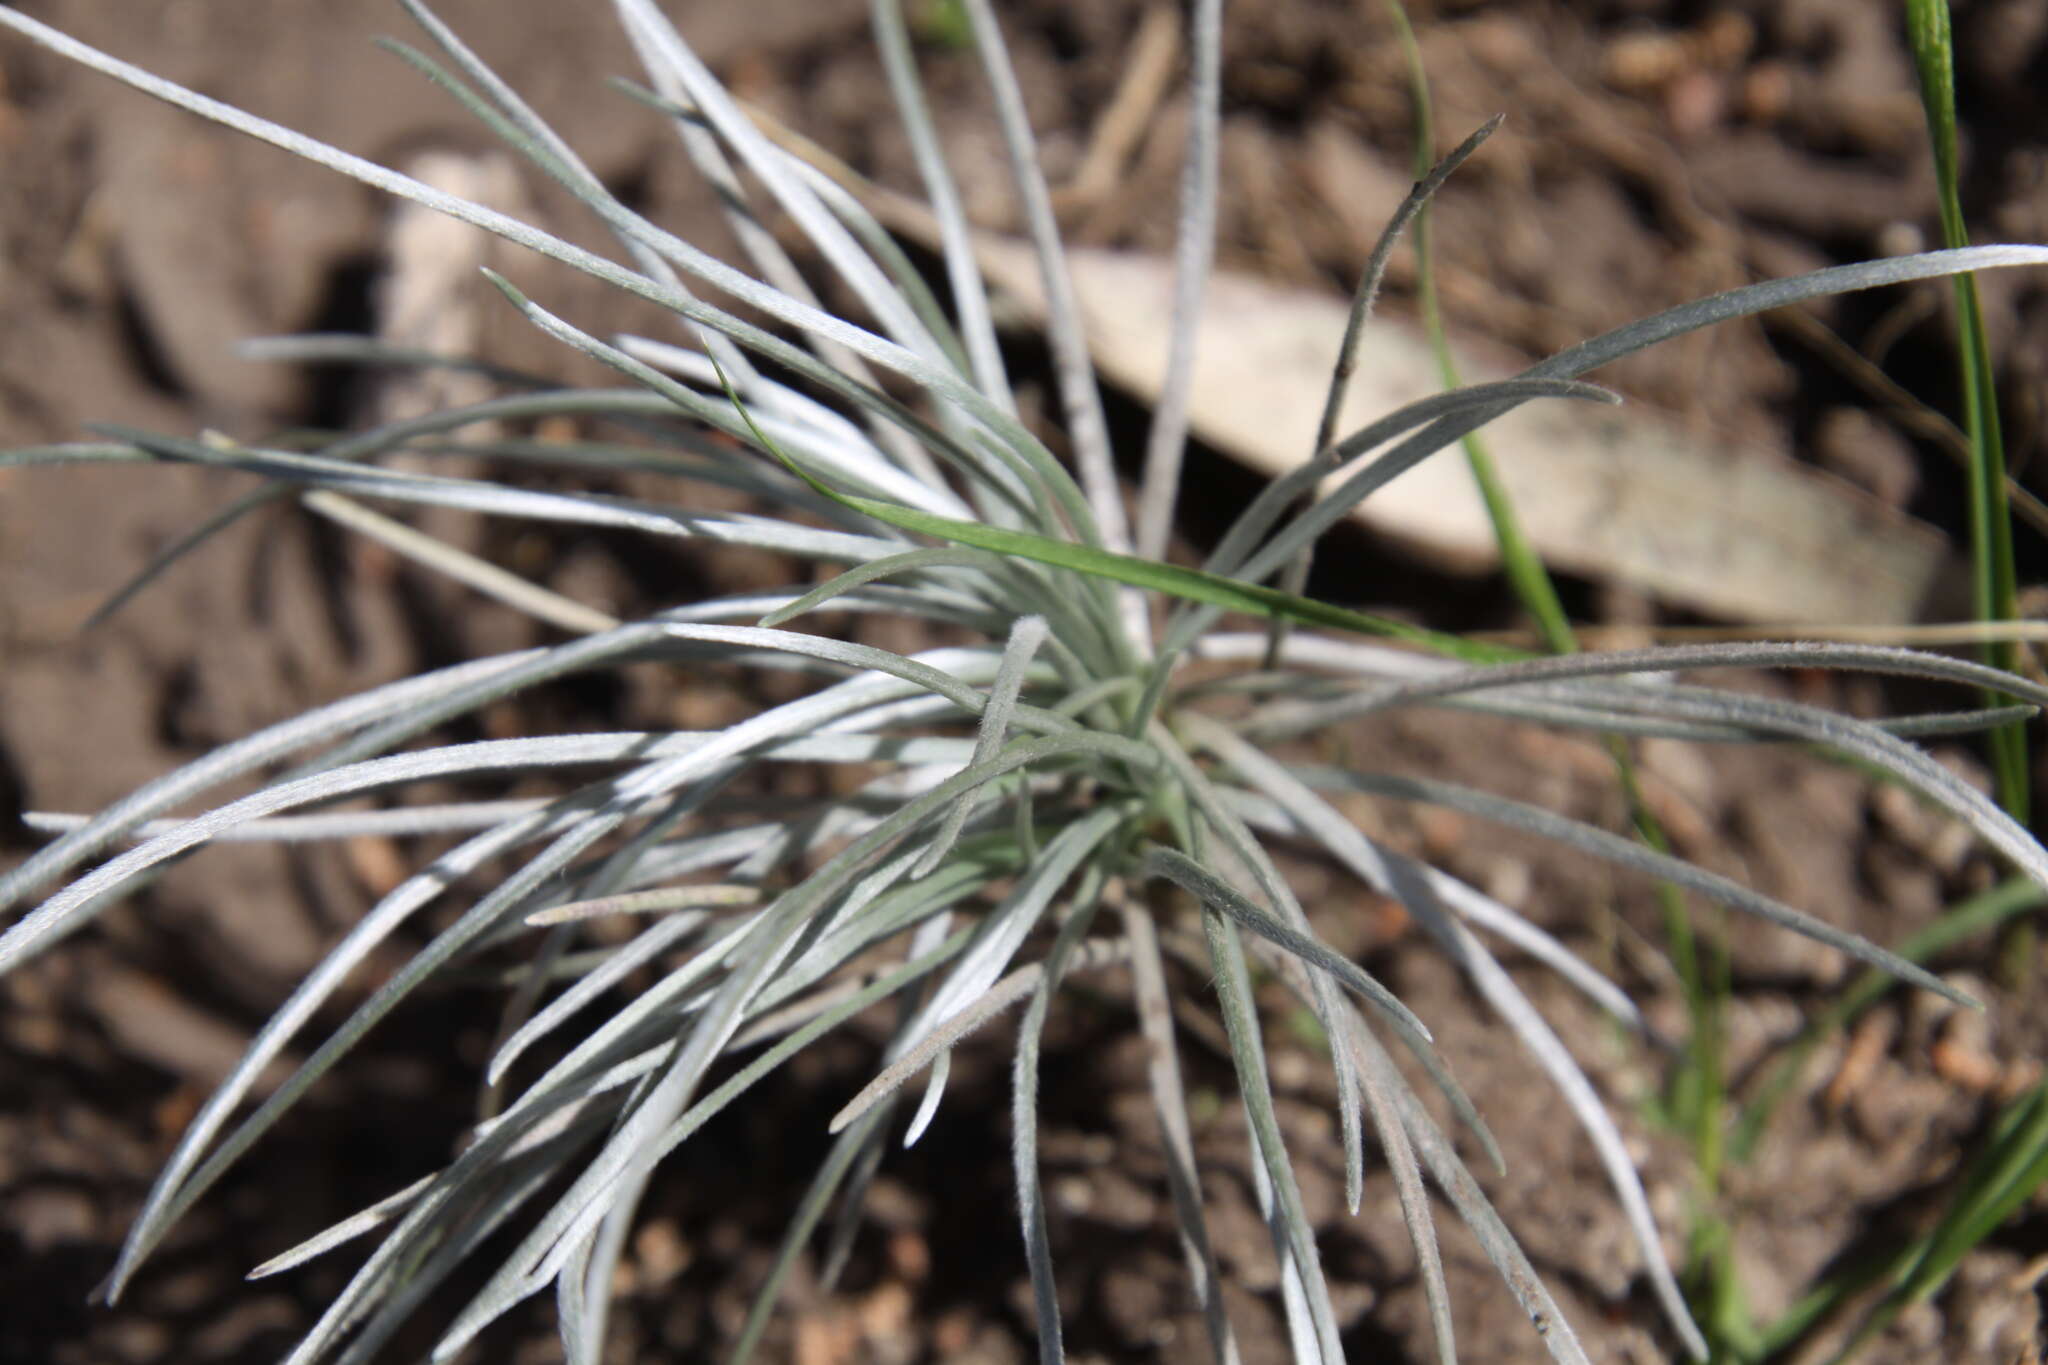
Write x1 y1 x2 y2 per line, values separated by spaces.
1384 9 1730 1353
1908 0 2029 824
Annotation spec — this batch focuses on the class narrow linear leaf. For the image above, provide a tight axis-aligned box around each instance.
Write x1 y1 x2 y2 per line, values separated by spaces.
1145 846 1433 1046
715 353 1513 660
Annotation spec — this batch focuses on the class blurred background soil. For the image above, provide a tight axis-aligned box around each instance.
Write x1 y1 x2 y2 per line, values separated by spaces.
3 1 2047 1361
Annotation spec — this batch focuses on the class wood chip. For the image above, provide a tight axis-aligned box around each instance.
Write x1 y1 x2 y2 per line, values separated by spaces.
1824 1009 1894 1113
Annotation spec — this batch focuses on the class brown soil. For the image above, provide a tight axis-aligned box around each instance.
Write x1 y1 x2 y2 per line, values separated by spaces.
3 2 2046 1362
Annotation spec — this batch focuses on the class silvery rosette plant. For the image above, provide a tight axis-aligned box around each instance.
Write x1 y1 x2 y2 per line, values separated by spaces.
3 2 2045 1362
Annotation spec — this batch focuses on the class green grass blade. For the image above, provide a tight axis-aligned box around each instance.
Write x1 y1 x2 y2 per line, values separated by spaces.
1730 876 2045 1165
1907 0 2028 824
1754 1079 2048 1361
1383 4 1572 659
1744 15 2048 1358
714 353 1517 662
1377 19 1698 1036
1384 0 1711 1068
1884 1082 2048 1300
